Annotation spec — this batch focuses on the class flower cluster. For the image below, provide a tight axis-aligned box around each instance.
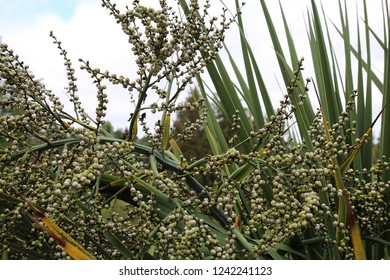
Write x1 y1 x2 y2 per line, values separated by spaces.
100 0 232 140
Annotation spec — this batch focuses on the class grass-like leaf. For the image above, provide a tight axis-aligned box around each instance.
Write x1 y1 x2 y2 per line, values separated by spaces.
15 189 95 260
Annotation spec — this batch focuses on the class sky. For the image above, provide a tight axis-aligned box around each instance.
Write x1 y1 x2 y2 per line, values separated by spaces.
0 0 386 137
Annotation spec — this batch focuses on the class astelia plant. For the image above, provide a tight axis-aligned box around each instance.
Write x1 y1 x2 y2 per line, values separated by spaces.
0 0 389 260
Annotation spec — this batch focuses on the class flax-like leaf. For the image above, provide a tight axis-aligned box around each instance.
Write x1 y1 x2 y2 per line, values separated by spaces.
379 0 390 182
16 191 95 260
313 81 365 259
207 55 254 153
103 231 133 259
362 0 373 172
273 243 309 260
130 174 173 207
169 138 188 168
363 235 390 247
196 75 229 155
259 0 286 75
162 113 171 150
246 44 275 118
169 138 183 159
129 111 139 142
346 199 366 259
234 0 264 129
331 21 384 92
340 98 389 174
308 0 341 125
339 0 361 169
267 248 287 260
149 154 159 175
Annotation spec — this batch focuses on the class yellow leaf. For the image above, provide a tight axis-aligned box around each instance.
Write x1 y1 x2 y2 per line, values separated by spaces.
41 215 96 260
257 147 268 158
340 97 389 174
162 113 171 150
16 189 95 260
235 214 241 230
129 111 139 141
169 138 188 168
345 193 366 260
312 80 366 259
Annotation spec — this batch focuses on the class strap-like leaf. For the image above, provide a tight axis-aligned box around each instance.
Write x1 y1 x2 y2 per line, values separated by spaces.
15 189 95 260
162 113 171 150
340 97 390 174
169 138 188 168
313 80 366 259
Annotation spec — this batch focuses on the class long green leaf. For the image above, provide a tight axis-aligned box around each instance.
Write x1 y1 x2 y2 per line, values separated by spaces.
207 55 254 153
235 0 264 130
379 0 390 182
15 190 95 260
274 243 310 260
196 75 229 155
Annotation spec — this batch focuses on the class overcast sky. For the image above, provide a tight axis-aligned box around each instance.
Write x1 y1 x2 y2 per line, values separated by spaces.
0 0 385 136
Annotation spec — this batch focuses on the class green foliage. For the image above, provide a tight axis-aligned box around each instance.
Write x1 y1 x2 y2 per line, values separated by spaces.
0 0 389 260
195 0 389 259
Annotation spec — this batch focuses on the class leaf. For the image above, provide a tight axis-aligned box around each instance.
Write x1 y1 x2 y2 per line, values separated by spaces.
129 174 174 209
0 190 25 206
273 243 309 260
363 235 390 247
162 113 171 150
196 76 229 155
1 250 8 260
340 97 390 174
232 228 256 258
149 154 159 174
267 248 287 260
229 162 254 181
101 198 132 223
345 194 366 259
169 138 188 168
235 214 241 230
129 111 139 142
313 80 366 259
103 231 134 259
205 55 254 153
15 190 95 260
